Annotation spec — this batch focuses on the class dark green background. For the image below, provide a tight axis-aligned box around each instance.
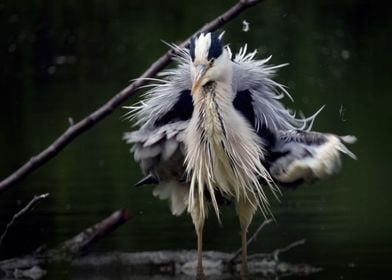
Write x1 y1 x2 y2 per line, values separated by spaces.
1 0 391 279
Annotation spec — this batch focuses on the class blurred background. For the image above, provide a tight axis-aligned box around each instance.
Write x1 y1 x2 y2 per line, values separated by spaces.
1 0 391 279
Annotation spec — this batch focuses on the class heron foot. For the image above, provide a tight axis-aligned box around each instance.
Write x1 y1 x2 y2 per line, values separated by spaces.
196 264 205 280
240 262 249 280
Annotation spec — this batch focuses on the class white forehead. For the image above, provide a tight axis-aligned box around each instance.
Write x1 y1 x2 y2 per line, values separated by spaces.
194 33 211 61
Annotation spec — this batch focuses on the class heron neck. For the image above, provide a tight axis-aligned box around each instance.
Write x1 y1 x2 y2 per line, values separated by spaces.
184 77 272 220
193 80 234 142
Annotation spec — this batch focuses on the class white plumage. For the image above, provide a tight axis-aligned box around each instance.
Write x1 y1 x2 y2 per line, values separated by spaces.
185 77 276 223
123 32 356 279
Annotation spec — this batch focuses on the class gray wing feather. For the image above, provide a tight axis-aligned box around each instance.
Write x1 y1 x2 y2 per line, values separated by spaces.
130 48 192 128
124 121 189 216
269 130 357 183
162 138 179 161
133 143 162 161
123 121 189 175
123 46 193 216
228 45 357 184
231 45 319 132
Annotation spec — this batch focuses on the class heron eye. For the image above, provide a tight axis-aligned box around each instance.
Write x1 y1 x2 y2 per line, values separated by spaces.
210 58 215 65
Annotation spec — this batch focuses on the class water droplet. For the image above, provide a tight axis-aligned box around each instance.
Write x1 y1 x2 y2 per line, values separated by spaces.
242 20 250 32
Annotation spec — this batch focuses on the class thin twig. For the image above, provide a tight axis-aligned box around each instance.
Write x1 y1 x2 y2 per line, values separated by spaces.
0 193 49 247
230 218 272 262
0 0 264 194
248 239 306 261
271 238 305 261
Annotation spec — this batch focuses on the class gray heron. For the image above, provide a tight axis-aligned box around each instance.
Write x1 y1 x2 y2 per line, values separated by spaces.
124 32 356 279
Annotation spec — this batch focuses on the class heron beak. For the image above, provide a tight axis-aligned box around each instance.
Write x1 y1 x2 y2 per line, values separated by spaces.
191 64 208 94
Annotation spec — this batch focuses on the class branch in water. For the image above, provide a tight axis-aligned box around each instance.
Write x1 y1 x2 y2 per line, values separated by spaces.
48 209 131 260
0 209 131 275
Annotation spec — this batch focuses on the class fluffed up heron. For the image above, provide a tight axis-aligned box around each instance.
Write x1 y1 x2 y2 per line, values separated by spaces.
124 32 356 279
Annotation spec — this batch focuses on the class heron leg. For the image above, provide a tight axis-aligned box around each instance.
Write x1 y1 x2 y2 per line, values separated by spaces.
196 224 204 280
235 199 256 279
191 203 205 280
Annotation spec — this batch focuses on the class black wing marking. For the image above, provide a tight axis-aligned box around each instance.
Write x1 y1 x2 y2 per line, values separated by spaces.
233 89 256 127
233 90 316 189
233 90 277 148
127 89 193 188
155 89 193 126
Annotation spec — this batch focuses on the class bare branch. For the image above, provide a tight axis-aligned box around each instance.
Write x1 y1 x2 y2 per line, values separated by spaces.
271 238 306 261
248 239 307 261
0 209 131 276
0 193 49 247
230 218 272 262
0 0 264 194
48 209 131 260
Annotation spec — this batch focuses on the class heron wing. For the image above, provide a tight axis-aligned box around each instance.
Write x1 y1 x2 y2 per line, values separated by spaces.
233 88 356 186
124 47 194 216
124 89 193 216
231 57 356 187
268 130 357 186
124 89 193 176
231 90 357 187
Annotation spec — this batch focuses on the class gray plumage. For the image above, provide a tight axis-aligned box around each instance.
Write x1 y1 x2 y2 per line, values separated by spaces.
123 32 356 279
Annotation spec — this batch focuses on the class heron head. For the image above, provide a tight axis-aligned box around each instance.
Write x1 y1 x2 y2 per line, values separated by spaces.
189 32 231 93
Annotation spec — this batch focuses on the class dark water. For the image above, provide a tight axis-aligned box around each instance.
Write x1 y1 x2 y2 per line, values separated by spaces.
1 0 391 279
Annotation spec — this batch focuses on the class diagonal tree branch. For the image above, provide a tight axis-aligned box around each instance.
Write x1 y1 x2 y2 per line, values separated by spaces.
48 209 131 259
0 0 264 194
